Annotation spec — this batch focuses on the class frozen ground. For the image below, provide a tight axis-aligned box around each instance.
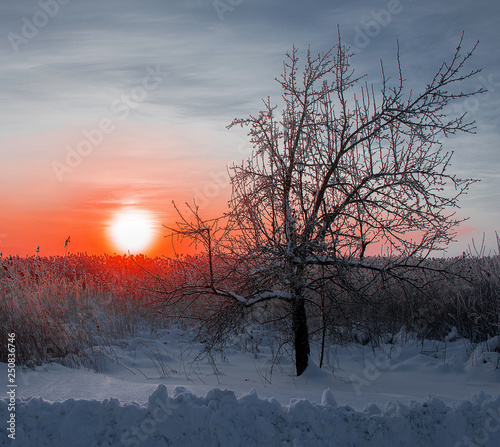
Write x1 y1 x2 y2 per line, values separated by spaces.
1 329 499 446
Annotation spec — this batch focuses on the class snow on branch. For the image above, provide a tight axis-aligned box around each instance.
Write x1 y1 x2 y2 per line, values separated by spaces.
214 287 292 306
305 255 386 272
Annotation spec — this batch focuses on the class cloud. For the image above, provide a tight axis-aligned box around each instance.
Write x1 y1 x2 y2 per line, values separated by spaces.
0 0 498 256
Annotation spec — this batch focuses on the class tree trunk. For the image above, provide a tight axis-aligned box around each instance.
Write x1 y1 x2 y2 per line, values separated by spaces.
292 297 310 376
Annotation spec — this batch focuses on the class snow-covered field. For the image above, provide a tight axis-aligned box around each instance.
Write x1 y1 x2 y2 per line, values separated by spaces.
1 329 499 446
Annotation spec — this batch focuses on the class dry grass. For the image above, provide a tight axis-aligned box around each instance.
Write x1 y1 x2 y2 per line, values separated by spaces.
0 254 169 367
305 255 500 349
0 252 498 368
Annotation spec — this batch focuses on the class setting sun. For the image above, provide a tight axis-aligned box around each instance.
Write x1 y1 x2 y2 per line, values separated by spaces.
108 208 157 254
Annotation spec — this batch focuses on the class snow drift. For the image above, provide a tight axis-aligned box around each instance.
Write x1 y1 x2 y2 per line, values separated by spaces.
2 384 499 447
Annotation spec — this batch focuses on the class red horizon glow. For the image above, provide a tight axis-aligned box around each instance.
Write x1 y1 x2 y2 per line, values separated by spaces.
0 124 232 259
0 205 211 259
0 181 487 259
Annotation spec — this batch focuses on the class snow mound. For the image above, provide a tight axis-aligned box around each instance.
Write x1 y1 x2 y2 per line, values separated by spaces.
2 385 499 447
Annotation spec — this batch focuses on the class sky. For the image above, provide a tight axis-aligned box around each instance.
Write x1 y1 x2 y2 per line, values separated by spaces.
0 0 499 258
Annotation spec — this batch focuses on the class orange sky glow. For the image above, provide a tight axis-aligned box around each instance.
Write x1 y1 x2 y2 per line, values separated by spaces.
1 124 233 258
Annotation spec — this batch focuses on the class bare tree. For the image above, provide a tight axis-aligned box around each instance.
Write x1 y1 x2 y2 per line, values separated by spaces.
163 33 483 376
